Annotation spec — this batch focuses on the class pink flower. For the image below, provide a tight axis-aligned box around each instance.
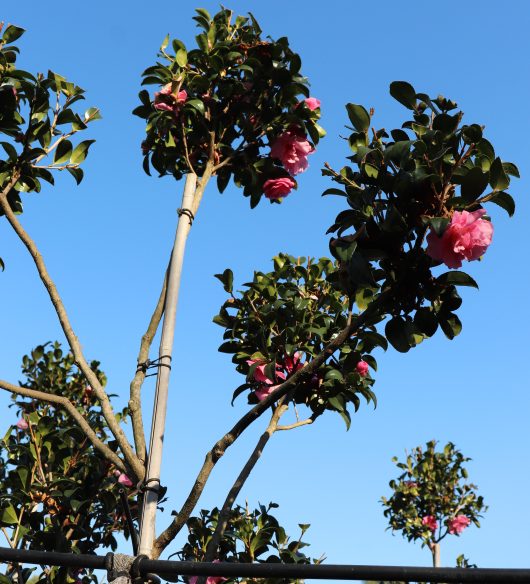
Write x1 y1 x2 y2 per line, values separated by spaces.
247 359 287 402
284 352 304 375
189 560 226 584
403 480 418 489
355 360 369 377
297 97 321 111
154 83 187 113
117 473 134 488
263 177 296 200
270 130 314 175
255 384 281 401
426 209 493 269
16 418 29 431
422 515 438 533
448 514 471 535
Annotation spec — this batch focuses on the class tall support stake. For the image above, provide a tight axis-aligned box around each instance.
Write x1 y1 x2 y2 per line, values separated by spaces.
138 173 198 556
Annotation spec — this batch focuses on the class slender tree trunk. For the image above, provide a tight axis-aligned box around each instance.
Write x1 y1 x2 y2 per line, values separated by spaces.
431 542 441 567
138 173 197 556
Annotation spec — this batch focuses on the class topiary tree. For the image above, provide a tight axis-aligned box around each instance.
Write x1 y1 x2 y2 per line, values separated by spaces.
0 6 517 583
381 441 486 568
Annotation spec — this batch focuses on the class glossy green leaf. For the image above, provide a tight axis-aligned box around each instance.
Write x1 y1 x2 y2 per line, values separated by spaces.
346 103 370 133
389 81 416 109
489 191 515 216
437 271 478 289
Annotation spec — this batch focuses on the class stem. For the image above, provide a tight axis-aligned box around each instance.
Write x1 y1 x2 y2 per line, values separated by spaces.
0 187 143 481
431 542 441 568
152 291 390 558
128 268 168 465
202 400 288 566
137 173 199 557
0 379 126 471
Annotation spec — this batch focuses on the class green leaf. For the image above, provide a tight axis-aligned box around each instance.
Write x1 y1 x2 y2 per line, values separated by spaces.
436 271 478 289
385 317 412 353
489 157 510 191
459 167 489 200
346 103 370 133
0 505 18 525
214 268 233 293
389 81 416 110
70 139 95 164
502 162 520 178
414 308 438 337
439 313 462 340
2 25 25 44
186 99 205 115
67 167 84 185
489 191 515 217
175 48 188 67
53 139 72 164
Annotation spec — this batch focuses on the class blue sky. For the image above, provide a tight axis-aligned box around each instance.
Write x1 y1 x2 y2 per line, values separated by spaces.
1 0 530 575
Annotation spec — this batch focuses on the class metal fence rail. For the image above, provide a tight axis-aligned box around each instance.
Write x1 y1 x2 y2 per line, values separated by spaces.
1 547 529 583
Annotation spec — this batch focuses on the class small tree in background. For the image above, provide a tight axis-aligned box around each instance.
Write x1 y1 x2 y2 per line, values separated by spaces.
381 441 486 568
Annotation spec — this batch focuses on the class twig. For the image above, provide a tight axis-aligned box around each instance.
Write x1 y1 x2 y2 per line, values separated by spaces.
128 267 168 465
152 290 390 558
0 379 126 472
276 417 314 431
0 187 143 480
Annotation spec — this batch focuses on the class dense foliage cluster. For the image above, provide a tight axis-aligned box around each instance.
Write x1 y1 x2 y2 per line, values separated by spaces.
214 254 378 427
0 344 131 584
381 441 486 553
180 503 319 583
323 82 517 352
133 8 324 205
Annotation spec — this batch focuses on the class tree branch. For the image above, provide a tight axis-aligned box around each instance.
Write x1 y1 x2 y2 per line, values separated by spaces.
128 267 168 465
202 399 288 566
0 188 144 480
152 290 390 558
276 417 314 431
0 378 126 472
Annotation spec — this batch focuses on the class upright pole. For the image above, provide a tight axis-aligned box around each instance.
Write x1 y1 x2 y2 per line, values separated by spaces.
138 173 197 557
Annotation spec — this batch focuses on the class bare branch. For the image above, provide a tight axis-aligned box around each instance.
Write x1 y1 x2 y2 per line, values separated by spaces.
202 399 288 565
0 189 144 480
276 417 314 431
152 291 390 558
129 268 168 465
0 378 126 472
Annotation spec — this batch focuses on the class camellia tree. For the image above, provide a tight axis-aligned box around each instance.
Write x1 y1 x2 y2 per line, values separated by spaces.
0 5 518 584
381 441 486 568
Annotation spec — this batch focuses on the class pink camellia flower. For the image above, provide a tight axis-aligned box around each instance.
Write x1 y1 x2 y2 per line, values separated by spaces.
422 515 438 532
355 360 369 377
154 83 187 113
189 560 226 584
297 97 321 111
284 352 304 375
247 359 287 402
447 514 471 535
117 473 134 488
270 130 314 175
263 177 296 200
16 418 29 431
426 209 493 269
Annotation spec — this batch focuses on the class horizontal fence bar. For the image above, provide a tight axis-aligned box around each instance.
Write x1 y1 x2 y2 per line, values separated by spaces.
1 546 530 583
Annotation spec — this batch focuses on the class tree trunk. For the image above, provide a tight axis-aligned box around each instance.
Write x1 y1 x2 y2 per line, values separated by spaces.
138 173 197 556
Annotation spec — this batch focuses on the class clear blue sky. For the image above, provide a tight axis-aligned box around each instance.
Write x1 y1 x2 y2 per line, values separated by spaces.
2 0 530 574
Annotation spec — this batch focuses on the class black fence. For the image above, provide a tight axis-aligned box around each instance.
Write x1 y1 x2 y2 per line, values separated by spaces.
1 547 529 583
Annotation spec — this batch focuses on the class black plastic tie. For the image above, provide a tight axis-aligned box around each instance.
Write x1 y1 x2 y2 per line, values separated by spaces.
177 207 195 225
